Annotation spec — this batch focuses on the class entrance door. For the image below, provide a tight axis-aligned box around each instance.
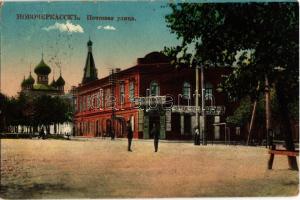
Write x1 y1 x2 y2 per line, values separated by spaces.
184 114 191 135
149 112 160 139
106 119 112 137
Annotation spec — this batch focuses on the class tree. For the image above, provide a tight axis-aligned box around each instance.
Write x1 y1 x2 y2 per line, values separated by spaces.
0 93 9 132
165 2 298 169
32 95 73 134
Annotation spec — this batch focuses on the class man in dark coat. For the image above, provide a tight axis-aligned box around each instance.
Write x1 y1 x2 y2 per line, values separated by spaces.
151 124 160 152
127 121 133 152
39 128 45 139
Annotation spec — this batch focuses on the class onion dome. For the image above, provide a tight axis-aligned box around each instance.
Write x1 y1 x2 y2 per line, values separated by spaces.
26 73 35 85
21 73 35 87
56 75 65 86
21 76 27 87
34 59 51 75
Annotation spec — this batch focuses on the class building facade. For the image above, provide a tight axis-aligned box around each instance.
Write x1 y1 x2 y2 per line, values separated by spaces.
74 40 235 140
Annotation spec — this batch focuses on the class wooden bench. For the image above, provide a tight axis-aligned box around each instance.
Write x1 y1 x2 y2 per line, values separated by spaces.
268 145 299 170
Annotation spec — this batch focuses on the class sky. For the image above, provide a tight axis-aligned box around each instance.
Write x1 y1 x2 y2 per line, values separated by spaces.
0 1 181 97
0 0 297 97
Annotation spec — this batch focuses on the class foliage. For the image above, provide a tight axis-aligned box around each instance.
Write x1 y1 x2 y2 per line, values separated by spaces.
226 90 298 127
165 2 298 167
1 93 73 129
226 97 252 127
165 2 298 101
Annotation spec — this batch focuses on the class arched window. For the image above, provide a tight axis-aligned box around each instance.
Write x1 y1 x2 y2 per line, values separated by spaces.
129 81 135 102
182 82 191 99
119 83 125 105
150 81 160 96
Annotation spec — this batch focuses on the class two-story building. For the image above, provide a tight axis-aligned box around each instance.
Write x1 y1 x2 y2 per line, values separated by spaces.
74 40 234 140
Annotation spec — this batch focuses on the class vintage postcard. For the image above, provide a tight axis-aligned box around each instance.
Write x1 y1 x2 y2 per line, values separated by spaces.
0 0 299 198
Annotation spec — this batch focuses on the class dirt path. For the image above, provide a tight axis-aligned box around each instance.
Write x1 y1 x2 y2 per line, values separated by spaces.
1 139 298 198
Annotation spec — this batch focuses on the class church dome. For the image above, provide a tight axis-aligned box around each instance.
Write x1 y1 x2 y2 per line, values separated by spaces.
21 77 27 87
26 73 35 85
21 73 35 87
56 75 65 86
34 59 51 75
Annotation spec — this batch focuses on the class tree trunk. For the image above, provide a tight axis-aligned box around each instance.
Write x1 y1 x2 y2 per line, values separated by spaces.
247 100 258 145
275 82 298 170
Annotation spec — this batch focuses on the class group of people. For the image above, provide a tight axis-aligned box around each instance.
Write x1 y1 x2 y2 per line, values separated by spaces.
126 121 160 152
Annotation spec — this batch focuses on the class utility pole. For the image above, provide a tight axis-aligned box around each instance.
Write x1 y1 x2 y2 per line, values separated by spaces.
201 64 206 145
247 83 260 145
195 66 199 132
265 75 271 147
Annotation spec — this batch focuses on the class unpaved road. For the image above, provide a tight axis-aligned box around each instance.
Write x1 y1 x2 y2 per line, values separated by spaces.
1 139 298 198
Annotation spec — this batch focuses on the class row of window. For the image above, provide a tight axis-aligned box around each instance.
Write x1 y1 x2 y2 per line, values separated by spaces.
76 81 214 112
150 81 213 100
77 81 136 112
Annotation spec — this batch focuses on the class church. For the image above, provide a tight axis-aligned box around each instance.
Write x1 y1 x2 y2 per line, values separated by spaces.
21 55 65 97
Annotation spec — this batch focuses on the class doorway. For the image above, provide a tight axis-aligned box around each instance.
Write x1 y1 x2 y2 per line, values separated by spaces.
149 112 160 139
184 114 191 135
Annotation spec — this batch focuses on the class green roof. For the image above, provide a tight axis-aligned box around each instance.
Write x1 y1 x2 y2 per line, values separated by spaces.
34 59 51 75
21 73 35 86
33 84 57 91
27 73 35 85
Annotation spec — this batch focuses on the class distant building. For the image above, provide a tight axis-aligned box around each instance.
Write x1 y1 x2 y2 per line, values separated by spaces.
21 55 65 97
17 54 75 135
74 39 236 140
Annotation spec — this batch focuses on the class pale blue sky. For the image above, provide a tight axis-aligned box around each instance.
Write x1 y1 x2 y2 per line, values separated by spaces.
1 1 181 96
0 0 296 96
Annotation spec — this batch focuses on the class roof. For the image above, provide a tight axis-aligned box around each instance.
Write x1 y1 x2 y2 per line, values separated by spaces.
33 84 57 91
27 73 35 85
34 59 51 75
82 40 98 84
56 75 65 86
21 73 35 86
137 51 171 64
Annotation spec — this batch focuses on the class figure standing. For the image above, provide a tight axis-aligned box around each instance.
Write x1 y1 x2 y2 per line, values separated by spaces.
127 121 133 152
39 128 44 139
194 126 200 145
151 124 160 152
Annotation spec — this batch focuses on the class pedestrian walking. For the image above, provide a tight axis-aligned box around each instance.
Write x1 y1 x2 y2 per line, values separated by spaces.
38 128 45 139
194 126 200 145
109 126 115 140
127 121 133 152
151 124 160 152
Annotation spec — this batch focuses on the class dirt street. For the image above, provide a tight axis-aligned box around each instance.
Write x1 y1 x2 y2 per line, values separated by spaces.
1 139 298 198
